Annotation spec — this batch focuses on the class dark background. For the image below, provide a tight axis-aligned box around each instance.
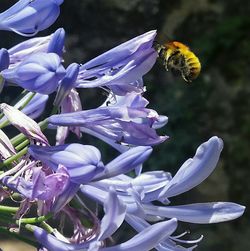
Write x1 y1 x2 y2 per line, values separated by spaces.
0 0 249 250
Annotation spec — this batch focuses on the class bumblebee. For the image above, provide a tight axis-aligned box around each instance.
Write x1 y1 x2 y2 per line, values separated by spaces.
155 41 201 82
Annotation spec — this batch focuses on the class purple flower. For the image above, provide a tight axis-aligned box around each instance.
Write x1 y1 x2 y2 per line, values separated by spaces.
0 0 63 36
1 52 66 94
28 143 104 184
33 187 178 251
82 137 245 223
8 28 65 67
49 92 168 146
2 165 69 201
80 136 245 249
76 31 157 95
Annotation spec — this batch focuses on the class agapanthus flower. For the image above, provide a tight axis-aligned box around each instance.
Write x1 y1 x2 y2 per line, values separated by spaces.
0 0 63 36
76 30 157 95
27 144 152 214
28 144 104 184
0 15 245 251
33 187 179 251
2 165 69 201
79 137 245 249
28 144 152 184
1 52 66 94
48 92 168 146
8 28 65 67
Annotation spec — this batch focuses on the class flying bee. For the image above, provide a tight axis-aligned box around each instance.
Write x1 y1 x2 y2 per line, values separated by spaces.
154 41 201 82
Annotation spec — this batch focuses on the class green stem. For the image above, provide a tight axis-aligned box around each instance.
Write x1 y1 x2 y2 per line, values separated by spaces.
0 120 9 129
40 221 54 233
15 139 29 151
0 205 19 214
0 118 49 168
17 213 53 225
18 92 35 111
11 132 26 147
0 147 28 168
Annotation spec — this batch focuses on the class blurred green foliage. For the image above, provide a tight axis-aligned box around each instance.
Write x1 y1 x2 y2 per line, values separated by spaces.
0 0 249 250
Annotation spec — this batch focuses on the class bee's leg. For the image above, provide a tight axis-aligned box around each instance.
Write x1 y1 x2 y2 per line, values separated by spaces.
163 59 169 71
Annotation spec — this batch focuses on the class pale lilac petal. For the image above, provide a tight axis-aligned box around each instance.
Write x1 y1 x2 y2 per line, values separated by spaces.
160 136 223 198
29 144 104 184
2 52 66 94
82 30 156 70
98 188 126 241
49 94 168 147
93 146 152 180
143 202 245 223
34 226 80 251
77 31 157 94
52 182 80 213
0 0 63 36
0 103 48 144
0 128 16 160
100 218 177 251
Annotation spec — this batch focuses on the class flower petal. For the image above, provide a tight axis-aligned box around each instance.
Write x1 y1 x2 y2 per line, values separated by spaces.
98 188 126 241
144 202 245 224
160 136 223 198
101 218 177 251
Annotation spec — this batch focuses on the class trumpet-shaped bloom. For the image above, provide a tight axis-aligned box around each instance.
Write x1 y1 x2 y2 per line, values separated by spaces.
0 0 63 36
8 28 65 68
28 143 104 184
76 31 157 95
49 92 168 146
1 52 66 94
